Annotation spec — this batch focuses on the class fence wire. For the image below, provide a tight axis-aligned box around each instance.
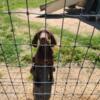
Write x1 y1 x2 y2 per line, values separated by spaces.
0 0 100 100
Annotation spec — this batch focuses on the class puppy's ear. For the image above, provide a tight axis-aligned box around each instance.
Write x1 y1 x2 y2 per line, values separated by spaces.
50 33 57 47
32 31 41 47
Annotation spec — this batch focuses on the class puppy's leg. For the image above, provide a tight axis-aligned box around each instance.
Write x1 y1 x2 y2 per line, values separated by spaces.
30 56 35 74
30 63 35 74
34 67 41 87
49 66 54 84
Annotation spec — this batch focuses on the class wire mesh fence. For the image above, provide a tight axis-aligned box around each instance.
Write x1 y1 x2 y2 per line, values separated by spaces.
0 0 100 100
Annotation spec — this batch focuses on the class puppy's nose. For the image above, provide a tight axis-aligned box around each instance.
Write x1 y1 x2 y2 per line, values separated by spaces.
40 38 46 44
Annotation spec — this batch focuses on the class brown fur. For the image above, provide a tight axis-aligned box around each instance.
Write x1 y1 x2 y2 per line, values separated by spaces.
30 30 56 87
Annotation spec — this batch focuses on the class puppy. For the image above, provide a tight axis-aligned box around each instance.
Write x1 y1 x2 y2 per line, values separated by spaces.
30 30 56 87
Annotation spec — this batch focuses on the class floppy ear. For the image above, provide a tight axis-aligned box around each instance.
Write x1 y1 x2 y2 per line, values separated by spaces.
50 32 57 47
32 31 41 47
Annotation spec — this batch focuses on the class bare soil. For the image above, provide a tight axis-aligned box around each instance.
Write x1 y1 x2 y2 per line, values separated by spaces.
0 61 100 100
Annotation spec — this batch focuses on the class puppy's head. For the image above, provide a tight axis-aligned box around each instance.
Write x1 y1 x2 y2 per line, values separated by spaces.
32 30 56 47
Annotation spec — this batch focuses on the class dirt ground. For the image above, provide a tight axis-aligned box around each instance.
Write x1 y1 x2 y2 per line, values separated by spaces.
14 8 100 36
0 61 100 100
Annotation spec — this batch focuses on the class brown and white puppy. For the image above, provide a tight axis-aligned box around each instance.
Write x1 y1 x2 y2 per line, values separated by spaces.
30 30 56 87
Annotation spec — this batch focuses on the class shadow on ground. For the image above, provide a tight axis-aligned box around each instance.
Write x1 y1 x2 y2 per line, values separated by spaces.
38 9 100 30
